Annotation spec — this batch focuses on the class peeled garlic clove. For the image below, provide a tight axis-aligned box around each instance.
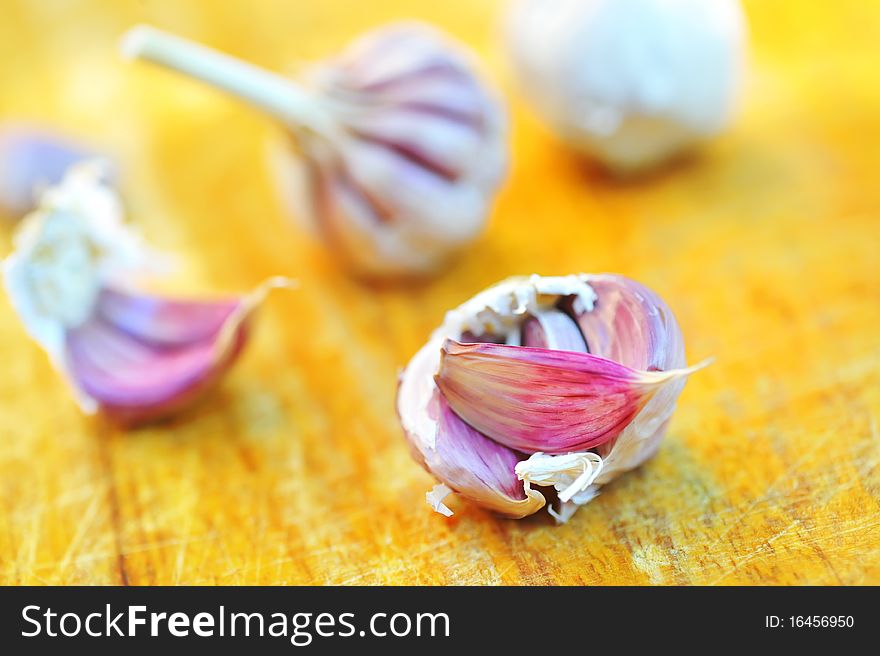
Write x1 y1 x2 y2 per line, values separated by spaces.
121 23 506 277
505 0 747 173
2 161 291 426
397 274 705 521
0 124 107 218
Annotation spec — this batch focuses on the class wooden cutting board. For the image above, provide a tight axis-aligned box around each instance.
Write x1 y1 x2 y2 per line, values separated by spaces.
1 0 877 585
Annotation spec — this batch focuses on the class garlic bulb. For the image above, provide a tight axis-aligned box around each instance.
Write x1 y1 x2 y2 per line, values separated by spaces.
506 0 747 172
397 274 707 522
2 162 292 426
0 124 104 218
121 23 507 277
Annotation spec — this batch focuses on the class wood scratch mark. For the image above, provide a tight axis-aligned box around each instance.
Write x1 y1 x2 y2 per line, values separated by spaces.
704 428 837 554
94 423 129 586
57 494 104 576
707 520 802 585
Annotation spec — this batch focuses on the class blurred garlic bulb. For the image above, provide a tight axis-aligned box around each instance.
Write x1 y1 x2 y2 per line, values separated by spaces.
2 162 292 426
397 274 707 522
506 0 747 173
0 124 108 218
121 23 507 277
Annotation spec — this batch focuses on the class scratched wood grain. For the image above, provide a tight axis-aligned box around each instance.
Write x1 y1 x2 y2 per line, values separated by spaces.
0 0 878 585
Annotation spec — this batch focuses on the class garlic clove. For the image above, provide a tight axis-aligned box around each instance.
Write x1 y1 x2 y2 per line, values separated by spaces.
328 22 469 90
338 139 488 240
96 287 241 346
298 151 453 274
398 328 545 519
563 274 686 371
343 108 487 180
559 274 700 470
2 162 293 426
436 339 701 454
415 392 545 518
121 23 506 278
520 307 588 351
64 278 288 426
0 125 107 218
356 75 490 126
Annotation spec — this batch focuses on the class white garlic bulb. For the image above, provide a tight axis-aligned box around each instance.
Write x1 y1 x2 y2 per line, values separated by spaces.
122 23 507 277
506 0 747 173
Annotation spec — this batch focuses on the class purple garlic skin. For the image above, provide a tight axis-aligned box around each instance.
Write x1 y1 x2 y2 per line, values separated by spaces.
0 125 107 218
2 162 290 427
64 287 261 426
122 23 507 278
397 274 704 522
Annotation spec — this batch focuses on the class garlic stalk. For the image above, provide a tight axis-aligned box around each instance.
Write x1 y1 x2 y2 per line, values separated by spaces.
505 0 747 173
2 161 293 426
121 23 507 277
0 124 107 218
397 274 707 522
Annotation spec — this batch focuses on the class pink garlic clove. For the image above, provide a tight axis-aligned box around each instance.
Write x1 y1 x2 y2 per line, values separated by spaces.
120 23 507 278
2 162 293 426
96 287 240 347
564 274 686 371
435 339 697 454
520 307 588 351
414 392 545 519
397 274 707 522
0 124 109 219
64 280 285 426
560 274 692 465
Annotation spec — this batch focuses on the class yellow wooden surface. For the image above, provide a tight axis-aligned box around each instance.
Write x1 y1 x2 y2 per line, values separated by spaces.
1 0 879 585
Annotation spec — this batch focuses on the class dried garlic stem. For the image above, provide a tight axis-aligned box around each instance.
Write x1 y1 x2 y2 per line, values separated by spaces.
121 25 332 135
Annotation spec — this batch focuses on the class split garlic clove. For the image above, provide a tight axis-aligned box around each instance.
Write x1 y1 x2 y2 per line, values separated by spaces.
505 0 747 173
1 161 292 426
397 274 706 522
0 124 106 218
121 23 507 278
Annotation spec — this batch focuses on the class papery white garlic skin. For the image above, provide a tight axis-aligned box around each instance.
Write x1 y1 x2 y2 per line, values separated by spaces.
3 162 147 368
506 0 747 172
122 23 507 278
